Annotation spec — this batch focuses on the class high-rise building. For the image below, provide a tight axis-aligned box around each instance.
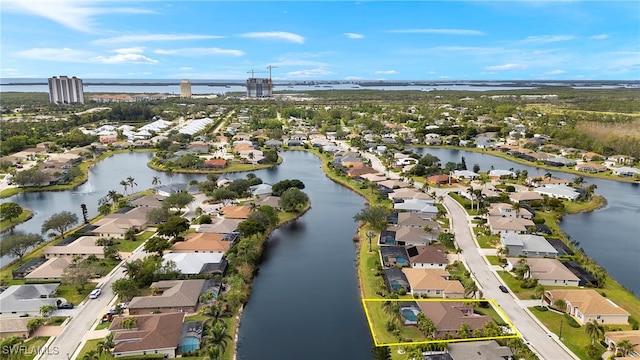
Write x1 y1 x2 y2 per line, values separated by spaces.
48 76 84 104
180 79 192 98
246 77 272 98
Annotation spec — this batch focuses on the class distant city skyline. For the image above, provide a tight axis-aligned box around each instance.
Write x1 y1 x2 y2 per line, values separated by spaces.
1 1 638 81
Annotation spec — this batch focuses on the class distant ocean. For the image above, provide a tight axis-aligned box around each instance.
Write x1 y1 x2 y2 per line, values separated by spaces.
1 78 638 94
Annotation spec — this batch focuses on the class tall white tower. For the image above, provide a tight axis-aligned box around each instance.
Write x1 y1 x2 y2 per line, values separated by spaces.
48 76 84 104
180 79 192 98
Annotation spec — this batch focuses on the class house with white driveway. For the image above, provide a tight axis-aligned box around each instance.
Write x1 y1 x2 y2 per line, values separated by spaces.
500 233 557 258
544 289 630 325
507 257 579 286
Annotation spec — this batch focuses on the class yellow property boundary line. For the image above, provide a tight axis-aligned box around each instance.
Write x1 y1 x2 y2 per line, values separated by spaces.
362 298 521 347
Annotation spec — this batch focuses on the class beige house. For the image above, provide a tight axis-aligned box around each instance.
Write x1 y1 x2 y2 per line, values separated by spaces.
401 268 464 298
487 203 533 219
44 236 105 259
507 258 579 286
127 280 208 315
544 289 630 325
170 232 232 254
488 216 535 235
604 330 640 357
24 257 72 281
0 318 30 338
92 207 152 238
416 302 490 338
509 191 544 204
388 188 432 201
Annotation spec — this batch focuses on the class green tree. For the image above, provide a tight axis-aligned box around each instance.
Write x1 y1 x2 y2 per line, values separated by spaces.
39 304 57 318
41 211 78 238
354 205 391 232
371 345 392 360
12 168 48 187
121 317 138 329
119 180 129 195
0 202 23 222
163 191 195 210
152 176 161 187
458 323 472 338
111 278 139 301
146 207 170 224
203 321 232 355
553 299 567 312
279 187 309 212
156 216 190 241
0 233 43 260
143 236 171 256
61 260 97 292
616 339 634 357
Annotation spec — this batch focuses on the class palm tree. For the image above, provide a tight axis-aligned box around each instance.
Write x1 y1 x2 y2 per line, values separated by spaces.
200 304 223 326
353 206 391 233
204 322 232 355
616 339 634 357
82 350 100 360
464 281 478 299
97 333 114 359
203 346 220 360
127 176 137 193
39 304 56 318
497 246 509 260
166 167 174 184
572 176 584 187
585 319 604 345
121 317 138 330
152 176 161 187
119 180 128 195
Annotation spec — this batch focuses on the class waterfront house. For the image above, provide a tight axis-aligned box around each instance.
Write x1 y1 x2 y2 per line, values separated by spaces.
611 166 640 177
92 207 152 238
0 284 61 318
575 163 608 173
451 170 479 180
487 203 533 219
127 280 208 315
347 166 378 178
604 330 640 357
44 235 105 259
488 217 535 235
544 289 630 325
163 253 227 276
509 191 544 204
526 176 570 187
381 226 438 246
249 183 273 197
417 301 490 338
534 185 581 200
402 269 464 298
360 173 387 183
219 205 251 219
170 232 234 254
406 245 448 269
427 174 455 185
389 188 432 202
488 169 516 180
109 312 185 358
500 233 557 257
506 258 579 286
396 212 439 228
200 159 227 170
196 218 242 234
380 246 411 268
23 257 71 281
394 199 438 215
131 194 167 208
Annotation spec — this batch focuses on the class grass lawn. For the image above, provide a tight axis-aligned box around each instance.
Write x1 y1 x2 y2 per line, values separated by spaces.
473 303 508 326
0 187 22 199
22 336 50 360
498 272 537 299
475 231 499 249
363 301 425 345
48 316 67 326
112 232 152 252
485 255 504 266
529 307 606 360
56 284 96 305
358 227 387 299
95 321 111 330
0 209 32 232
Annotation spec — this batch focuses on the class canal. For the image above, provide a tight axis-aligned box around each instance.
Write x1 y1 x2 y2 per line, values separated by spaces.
413 148 640 295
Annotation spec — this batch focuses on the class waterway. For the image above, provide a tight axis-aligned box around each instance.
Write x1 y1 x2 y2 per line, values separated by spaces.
413 147 640 295
1 151 373 358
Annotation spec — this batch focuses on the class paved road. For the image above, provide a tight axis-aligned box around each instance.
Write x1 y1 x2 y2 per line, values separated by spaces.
39 248 149 360
361 149 577 359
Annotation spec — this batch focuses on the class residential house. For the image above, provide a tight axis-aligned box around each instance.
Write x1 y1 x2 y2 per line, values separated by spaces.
170 232 234 254
347 166 378 178
500 233 557 258
451 170 479 180
406 245 448 269
163 253 227 276
506 258 579 286
488 170 515 180
575 163 608 173
606 155 636 166
0 318 30 338
0 284 60 317
509 191 544 204
604 330 640 358
109 312 185 358
447 340 513 360
417 301 490 338
131 194 167 208
23 257 71 281
381 226 438 246
196 218 242 234
378 179 412 191
534 185 581 201
360 173 387 183
611 167 640 177
44 236 105 259
396 212 438 228
250 183 273 197
92 207 152 238
401 269 464 298
255 195 282 210
127 280 208 315
583 152 605 162
394 199 438 215
427 174 455 185
526 176 570 187
200 159 227 170
487 203 533 219
488 217 535 235
543 289 630 325
219 205 251 219
389 188 432 202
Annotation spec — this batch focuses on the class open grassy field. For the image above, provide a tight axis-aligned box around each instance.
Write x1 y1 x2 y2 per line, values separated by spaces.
0 209 32 232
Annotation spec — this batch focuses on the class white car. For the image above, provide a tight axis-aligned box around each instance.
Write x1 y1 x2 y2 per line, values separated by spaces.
89 288 102 299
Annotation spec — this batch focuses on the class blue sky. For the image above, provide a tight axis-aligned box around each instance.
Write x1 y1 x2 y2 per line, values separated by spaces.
1 1 638 80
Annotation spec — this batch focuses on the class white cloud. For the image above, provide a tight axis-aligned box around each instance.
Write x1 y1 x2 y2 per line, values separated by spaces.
485 63 528 71
387 29 485 36
545 69 566 75
344 32 364 39
520 35 575 43
93 34 225 45
240 31 305 44
179 67 194 71
16 48 93 62
589 34 609 40
286 68 336 78
154 48 244 56
91 52 158 65
2 0 153 33
113 47 145 54
374 70 398 75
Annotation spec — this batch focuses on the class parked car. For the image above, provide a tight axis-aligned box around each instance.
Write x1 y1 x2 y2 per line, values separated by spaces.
499 285 509 293
89 288 102 299
58 302 74 309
